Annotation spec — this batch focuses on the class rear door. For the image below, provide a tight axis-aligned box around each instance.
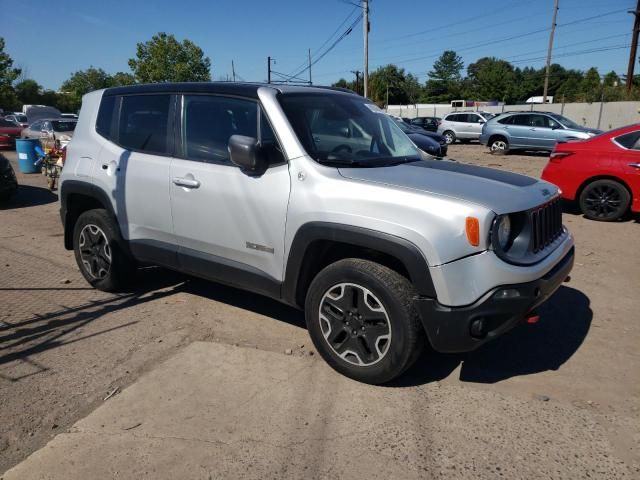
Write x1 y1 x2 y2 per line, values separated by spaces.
92 93 177 266
613 130 640 209
169 94 291 291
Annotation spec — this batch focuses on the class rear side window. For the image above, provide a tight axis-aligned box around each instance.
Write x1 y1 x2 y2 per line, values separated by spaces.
96 95 116 139
615 131 640 150
512 115 533 126
182 95 257 164
498 115 515 125
118 94 171 154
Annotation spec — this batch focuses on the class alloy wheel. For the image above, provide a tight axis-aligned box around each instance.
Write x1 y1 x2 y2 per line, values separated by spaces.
583 185 624 219
79 224 112 279
318 283 391 366
491 140 508 152
444 132 455 144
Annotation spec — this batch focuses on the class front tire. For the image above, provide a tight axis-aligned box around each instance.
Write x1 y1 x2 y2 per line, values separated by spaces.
73 209 135 291
579 179 630 221
305 259 424 384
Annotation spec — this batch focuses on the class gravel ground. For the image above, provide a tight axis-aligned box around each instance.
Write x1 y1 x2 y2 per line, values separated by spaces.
0 145 638 477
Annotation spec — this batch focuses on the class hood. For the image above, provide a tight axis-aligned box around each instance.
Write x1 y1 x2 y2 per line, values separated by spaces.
567 126 602 135
338 159 558 214
407 133 439 152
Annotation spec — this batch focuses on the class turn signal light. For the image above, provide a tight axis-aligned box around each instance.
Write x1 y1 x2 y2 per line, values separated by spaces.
465 217 480 247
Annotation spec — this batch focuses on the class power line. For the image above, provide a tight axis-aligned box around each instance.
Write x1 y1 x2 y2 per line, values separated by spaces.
509 44 630 64
284 6 360 79
285 14 362 82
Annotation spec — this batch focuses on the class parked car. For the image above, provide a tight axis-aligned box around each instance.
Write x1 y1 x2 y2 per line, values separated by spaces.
394 119 448 157
541 124 640 221
60 83 574 384
410 116 441 132
437 111 495 144
0 153 18 201
480 112 602 154
3 113 28 128
0 118 23 149
21 118 77 148
24 106 62 125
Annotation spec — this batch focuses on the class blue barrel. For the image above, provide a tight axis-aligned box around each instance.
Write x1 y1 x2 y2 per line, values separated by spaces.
16 138 42 174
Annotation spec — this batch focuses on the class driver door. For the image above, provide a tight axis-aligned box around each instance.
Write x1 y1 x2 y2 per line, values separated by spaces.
170 94 291 292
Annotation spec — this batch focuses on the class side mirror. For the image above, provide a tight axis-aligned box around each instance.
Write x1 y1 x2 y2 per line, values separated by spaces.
478 120 485 124
228 135 267 175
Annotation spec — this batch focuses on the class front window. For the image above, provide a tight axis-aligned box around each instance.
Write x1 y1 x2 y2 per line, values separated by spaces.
278 93 420 166
0 119 16 127
51 120 77 132
550 114 580 129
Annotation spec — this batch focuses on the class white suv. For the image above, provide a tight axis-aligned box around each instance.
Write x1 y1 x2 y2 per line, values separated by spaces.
438 111 495 144
59 83 574 384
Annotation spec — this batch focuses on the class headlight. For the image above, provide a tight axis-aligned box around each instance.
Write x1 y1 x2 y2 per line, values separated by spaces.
496 215 511 249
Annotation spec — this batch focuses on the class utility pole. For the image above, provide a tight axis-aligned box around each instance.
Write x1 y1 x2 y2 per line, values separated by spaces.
363 0 369 98
385 84 389 111
351 70 361 95
626 0 640 92
267 56 272 84
308 48 312 85
232 60 236 82
542 0 559 104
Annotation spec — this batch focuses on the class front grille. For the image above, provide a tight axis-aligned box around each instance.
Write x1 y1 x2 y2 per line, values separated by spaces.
531 198 563 253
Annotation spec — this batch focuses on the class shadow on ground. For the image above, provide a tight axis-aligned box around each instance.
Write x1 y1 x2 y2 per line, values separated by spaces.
0 184 57 210
0 268 190 381
393 286 592 387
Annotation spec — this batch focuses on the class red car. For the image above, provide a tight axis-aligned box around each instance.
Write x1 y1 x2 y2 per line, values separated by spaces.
542 124 640 221
0 118 23 149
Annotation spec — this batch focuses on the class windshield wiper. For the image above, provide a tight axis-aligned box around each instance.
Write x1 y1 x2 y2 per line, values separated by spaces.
316 157 366 167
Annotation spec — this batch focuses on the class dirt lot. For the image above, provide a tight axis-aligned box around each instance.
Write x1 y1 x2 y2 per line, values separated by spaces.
1 145 639 477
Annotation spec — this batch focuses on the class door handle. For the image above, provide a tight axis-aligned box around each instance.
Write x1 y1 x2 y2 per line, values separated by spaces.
628 163 640 169
172 177 200 188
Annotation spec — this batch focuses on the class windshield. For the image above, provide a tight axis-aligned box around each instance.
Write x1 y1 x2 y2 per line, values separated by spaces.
551 114 581 129
278 93 420 166
51 120 77 132
15 115 27 122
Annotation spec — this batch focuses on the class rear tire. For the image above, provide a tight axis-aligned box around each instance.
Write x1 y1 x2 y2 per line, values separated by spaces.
73 209 135 291
443 131 456 144
579 179 630 221
305 259 425 384
490 137 509 155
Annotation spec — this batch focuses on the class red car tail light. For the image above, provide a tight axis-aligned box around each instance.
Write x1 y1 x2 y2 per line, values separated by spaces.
549 151 574 163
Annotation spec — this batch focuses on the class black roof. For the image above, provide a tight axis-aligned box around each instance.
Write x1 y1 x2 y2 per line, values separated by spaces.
103 82 357 98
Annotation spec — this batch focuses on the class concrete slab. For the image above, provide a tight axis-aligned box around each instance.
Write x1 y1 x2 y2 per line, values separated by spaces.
3 342 633 479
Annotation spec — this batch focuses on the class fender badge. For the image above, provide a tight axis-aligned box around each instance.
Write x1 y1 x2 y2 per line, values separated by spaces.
541 188 551 197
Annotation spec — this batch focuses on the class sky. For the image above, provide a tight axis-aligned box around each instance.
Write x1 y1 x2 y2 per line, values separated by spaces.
0 0 634 91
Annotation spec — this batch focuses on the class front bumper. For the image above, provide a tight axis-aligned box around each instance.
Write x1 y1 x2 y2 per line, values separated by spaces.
416 246 574 353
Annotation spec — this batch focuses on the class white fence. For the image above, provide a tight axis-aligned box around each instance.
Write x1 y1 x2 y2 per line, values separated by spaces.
387 101 640 130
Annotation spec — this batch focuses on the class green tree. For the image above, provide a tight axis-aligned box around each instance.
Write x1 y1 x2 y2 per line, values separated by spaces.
0 37 21 110
14 79 42 105
111 71 136 86
368 64 417 106
61 66 113 97
466 57 516 102
128 32 211 83
580 67 601 102
424 50 464 102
